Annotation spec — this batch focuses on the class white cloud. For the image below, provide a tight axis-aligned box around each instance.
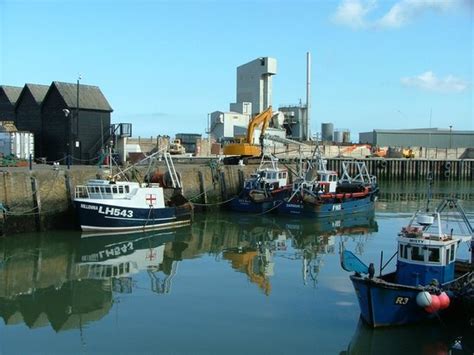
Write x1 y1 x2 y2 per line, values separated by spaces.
377 0 457 28
332 0 376 29
332 0 463 30
401 71 468 93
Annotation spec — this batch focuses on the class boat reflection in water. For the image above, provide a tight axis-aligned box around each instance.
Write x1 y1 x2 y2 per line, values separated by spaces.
77 228 188 294
0 227 191 332
0 233 112 332
219 210 378 293
0 212 376 332
341 318 474 355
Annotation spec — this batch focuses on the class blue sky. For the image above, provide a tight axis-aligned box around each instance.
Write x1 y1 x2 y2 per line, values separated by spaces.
0 0 472 139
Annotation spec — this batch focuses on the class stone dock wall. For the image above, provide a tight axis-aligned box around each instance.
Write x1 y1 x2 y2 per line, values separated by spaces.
0 158 472 235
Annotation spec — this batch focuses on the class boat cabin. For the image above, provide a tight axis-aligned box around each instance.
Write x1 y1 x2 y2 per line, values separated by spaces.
75 179 139 200
244 168 288 190
299 170 338 194
395 212 460 286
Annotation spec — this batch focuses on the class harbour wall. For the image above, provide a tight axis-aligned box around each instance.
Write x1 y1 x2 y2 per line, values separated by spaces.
0 157 472 235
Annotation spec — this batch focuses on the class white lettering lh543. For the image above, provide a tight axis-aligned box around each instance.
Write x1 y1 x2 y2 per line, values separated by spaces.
98 206 134 218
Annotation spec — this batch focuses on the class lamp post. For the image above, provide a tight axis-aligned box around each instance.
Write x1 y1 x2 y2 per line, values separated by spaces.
62 108 72 168
76 75 81 161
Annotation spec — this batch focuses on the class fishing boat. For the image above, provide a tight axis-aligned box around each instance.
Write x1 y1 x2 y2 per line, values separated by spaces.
277 149 378 217
341 198 474 327
74 151 193 232
229 154 291 213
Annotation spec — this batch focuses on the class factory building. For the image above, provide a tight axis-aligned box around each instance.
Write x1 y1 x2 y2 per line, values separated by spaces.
14 84 50 156
210 111 250 141
359 128 474 148
41 81 113 162
279 105 308 141
0 86 22 121
231 57 277 116
210 57 287 144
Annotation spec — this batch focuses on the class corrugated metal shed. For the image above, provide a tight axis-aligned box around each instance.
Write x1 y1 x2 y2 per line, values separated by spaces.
359 128 474 148
48 81 113 112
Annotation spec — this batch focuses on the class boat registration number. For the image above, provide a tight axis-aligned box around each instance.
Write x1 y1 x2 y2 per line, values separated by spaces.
98 206 134 218
332 204 342 211
394 296 410 305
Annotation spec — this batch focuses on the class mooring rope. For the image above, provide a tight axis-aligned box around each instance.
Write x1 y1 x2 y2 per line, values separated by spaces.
191 195 237 206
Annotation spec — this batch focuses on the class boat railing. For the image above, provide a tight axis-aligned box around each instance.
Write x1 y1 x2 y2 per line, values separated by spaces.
339 161 377 186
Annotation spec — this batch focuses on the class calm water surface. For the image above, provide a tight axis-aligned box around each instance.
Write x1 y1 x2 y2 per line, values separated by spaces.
0 181 473 354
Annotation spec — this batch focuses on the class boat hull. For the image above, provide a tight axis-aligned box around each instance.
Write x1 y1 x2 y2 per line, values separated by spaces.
350 275 437 327
229 187 290 214
278 193 375 218
75 200 192 232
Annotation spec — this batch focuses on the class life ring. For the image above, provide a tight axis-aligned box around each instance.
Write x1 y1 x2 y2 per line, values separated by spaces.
444 161 452 169
378 160 387 169
444 170 451 178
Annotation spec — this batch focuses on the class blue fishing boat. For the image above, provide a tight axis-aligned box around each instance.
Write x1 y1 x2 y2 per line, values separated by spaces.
342 198 474 327
229 154 291 213
277 158 378 218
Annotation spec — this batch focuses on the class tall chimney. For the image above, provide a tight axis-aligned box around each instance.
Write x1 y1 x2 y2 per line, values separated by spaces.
306 52 311 141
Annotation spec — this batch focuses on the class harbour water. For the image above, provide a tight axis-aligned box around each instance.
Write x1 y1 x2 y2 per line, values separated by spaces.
0 181 473 354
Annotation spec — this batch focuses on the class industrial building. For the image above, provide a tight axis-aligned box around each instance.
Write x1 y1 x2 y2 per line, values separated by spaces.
210 57 288 145
231 57 277 116
359 128 474 148
0 86 22 121
15 84 50 156
279 105 308 141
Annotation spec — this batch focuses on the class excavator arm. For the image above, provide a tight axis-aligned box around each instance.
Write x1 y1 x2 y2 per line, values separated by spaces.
222 106 273 161
245 106 273 144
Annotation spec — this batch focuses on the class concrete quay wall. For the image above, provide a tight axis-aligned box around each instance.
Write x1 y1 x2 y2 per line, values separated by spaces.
0 158 472 235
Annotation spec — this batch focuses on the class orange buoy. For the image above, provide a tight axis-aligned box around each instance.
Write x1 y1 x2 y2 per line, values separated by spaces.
438 292 450 309
424 294 440 313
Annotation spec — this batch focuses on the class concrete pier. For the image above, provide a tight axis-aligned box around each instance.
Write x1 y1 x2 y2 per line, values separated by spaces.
0 157 471 235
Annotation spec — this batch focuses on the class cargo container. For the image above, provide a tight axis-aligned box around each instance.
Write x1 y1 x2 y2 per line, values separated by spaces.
0 131 34 159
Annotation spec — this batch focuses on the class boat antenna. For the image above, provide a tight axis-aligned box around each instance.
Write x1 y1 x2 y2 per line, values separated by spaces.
426 171 433 212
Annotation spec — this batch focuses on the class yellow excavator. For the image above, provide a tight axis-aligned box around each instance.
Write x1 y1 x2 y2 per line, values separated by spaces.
222 106 273 164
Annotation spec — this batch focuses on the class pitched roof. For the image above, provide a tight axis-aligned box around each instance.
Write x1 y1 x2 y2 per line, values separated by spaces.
51 81 113 112
25 83 49 104
0 85 22 104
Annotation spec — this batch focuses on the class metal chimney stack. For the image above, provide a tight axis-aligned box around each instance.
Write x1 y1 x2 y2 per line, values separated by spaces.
306 52 311 141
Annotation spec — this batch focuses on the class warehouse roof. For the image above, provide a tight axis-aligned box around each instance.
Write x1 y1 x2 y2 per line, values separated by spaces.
0 85 22 104
365 128 474 134
46 81 113 112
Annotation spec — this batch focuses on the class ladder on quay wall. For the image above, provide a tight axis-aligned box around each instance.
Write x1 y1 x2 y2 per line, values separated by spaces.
163 152 182 189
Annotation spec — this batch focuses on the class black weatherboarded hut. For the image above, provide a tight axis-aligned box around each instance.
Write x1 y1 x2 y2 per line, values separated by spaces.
0 85 22 121
41 81 113 163
15 84 50 157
